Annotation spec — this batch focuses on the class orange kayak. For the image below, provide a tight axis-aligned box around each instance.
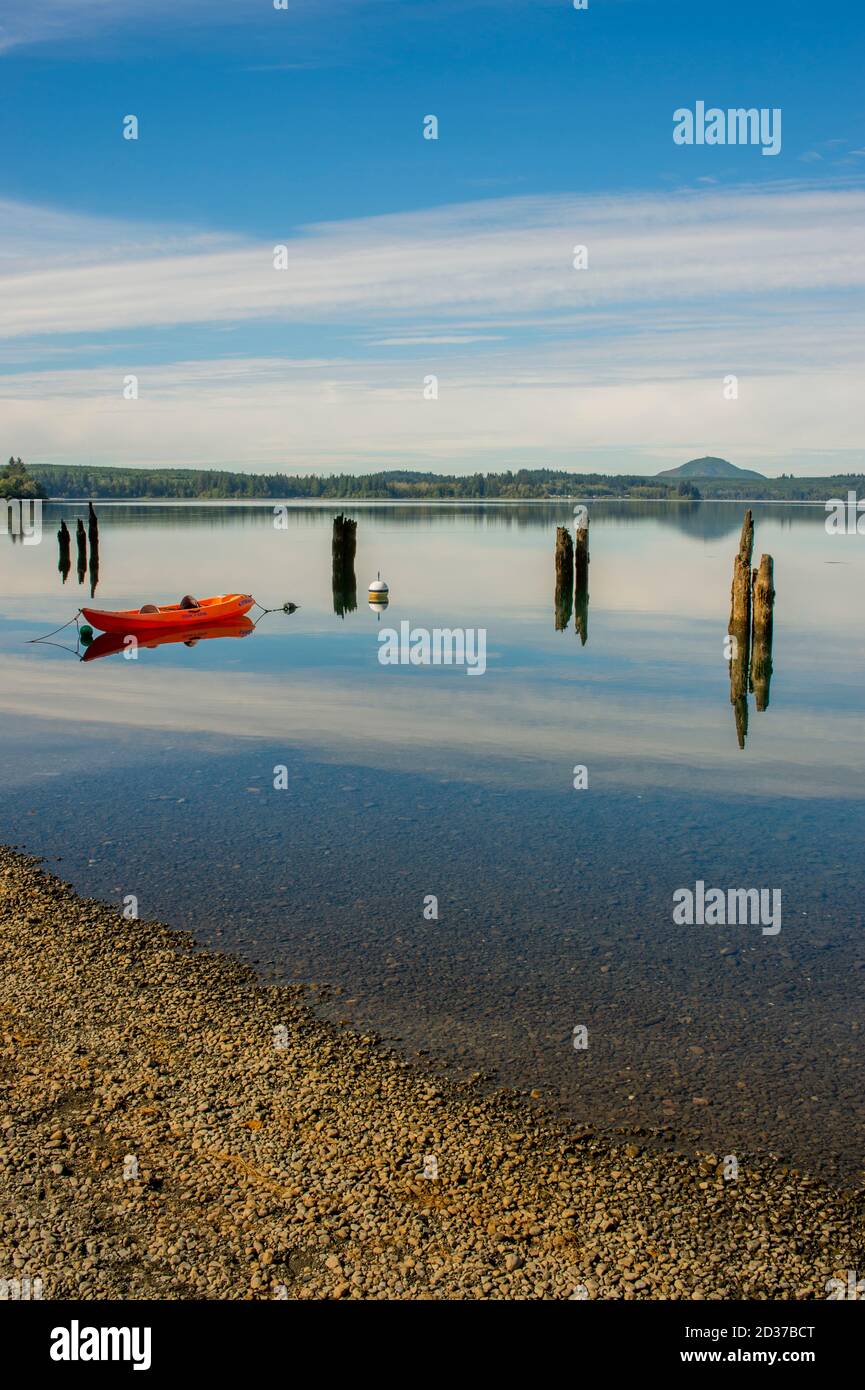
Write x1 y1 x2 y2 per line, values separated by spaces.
82 593 255 635
82 617 255 662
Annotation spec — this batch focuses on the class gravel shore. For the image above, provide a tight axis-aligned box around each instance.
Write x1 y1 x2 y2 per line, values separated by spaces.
1 846 862 1300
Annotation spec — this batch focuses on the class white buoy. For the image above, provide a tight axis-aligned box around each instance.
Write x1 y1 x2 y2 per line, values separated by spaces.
368 571 389 615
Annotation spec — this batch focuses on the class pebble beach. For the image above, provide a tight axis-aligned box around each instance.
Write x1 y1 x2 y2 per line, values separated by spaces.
1 846 862 1301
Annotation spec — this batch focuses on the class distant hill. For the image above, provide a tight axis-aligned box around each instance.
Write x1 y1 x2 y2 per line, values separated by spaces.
657 456 766 480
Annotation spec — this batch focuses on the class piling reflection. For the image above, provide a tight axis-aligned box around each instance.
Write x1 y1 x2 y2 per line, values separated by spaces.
553 526 573 631
75 519 86 584
87 502 99 598
57 504 100 592
58 519 71 583
552 516 589 641
574 583 589 647
574 517 589 646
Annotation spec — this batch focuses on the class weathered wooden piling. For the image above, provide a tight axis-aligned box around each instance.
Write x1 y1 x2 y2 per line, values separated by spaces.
332 512 356 563
554 526 574 631
726 513 776 744
574 519 589 593
57 519 71 583
727 511 754 749
574 518 589 646
729 509 754 636
749 554 775 711
75 518 87 584
332 513 358 617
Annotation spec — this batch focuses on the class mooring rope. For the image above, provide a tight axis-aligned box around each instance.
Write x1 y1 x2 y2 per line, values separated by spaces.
27 611 83 644
252 601 299 615
251 601 300 627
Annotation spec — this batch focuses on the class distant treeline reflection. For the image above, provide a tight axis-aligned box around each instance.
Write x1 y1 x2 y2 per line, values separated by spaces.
40 498 825 541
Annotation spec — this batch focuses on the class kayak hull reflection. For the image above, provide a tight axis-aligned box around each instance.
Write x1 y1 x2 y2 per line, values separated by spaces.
82 617 255 662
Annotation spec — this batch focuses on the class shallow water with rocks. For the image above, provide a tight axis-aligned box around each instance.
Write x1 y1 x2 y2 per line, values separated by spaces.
2 850 863 1301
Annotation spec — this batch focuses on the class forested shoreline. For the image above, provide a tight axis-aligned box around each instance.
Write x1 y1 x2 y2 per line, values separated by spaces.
23 462 864 502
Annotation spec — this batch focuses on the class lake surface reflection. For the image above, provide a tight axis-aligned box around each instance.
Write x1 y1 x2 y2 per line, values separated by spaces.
2 499 863 1184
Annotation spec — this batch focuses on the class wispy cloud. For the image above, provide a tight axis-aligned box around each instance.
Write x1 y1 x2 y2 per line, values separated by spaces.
2 183 864 342
1 182 863 470
367 334 506 346
0 0 400 55
0 0 291 54
1 350 862 473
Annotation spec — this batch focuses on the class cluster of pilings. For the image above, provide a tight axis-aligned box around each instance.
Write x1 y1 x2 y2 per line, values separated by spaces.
58 501 99 595
332 513 357 617
554 514 590 643
728 509 775 748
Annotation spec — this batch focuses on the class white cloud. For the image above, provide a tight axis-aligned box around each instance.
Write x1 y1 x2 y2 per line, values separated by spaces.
2 184 864 341
0 0 165 52
0 0 280 53
0 0 386 54
1 352 862 471
1 182 863 468
367 334 506 346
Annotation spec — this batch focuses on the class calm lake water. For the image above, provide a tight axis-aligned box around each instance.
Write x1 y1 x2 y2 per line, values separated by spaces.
2 499 863 1184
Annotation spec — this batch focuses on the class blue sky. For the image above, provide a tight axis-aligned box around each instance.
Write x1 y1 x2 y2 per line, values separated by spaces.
0 0 863 475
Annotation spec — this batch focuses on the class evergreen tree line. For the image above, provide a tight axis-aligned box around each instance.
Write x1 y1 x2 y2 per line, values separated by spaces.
5 458 863 503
